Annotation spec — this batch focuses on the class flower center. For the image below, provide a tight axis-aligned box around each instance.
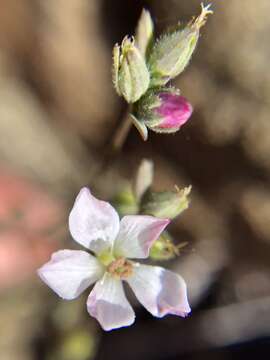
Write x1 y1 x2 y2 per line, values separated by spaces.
98 251 115 267
107 257 133 279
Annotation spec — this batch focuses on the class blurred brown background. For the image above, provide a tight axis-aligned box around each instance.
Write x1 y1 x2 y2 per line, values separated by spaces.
0 0 270 359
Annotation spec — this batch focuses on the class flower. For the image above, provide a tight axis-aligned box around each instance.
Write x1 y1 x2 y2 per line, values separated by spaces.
132 89 193 139
38 188 191 331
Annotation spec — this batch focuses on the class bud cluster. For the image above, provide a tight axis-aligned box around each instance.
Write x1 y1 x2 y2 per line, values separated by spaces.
113 159 191 260
112 3 212 139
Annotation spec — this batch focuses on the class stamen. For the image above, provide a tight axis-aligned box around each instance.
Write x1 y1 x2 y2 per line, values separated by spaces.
107 257 133 279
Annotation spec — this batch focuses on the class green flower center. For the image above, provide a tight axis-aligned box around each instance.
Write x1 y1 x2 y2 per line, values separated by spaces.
98 251 115 267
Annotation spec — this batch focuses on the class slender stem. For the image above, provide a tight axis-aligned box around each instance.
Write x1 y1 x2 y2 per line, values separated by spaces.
88 107 133 182
111 107 132 152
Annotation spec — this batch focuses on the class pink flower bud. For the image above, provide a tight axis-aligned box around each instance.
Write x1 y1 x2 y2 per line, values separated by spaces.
134 89 193 136
154 93 193 131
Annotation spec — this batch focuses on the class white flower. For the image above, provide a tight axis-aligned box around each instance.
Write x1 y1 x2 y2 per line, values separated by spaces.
38 188 191 331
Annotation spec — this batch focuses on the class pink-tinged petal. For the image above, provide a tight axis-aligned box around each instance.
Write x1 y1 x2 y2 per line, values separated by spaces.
87 274 135 331
114 215 169 259
38 250 104 300
127 264 191 317
69 188 120 254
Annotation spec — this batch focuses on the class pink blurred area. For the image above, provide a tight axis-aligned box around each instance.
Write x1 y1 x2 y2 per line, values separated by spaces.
0 167 64 289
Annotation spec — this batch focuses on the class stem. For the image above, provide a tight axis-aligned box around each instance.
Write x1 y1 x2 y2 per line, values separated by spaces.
111 107 132 152
88 107 133 182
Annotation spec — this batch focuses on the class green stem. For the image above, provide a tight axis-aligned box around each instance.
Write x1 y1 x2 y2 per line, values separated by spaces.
111 107 132 152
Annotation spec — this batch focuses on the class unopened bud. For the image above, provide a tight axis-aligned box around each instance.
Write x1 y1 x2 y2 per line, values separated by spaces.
141 186 191 219
112 36 150 103
135 88 192 134
112 186 138 217
148 3 213 86
135 8 154 58
134 159 154 201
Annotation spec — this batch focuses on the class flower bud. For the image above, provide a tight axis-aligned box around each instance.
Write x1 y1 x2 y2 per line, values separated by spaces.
112 186 138 217
148 3 213 86
134 158 154 201
135 88 193 134
141 186 191 220
112 36 150 103
135 8 154 58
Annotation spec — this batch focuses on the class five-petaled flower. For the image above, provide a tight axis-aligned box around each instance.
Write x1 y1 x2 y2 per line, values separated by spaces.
38 188 191 330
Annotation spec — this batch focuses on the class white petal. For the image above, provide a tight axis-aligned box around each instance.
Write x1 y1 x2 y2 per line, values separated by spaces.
127 264 191 317
87 273 135 331
38 250 104 300
114 215 169 259
69 188 120 254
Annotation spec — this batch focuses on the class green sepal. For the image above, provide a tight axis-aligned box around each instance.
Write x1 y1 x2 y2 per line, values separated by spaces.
150 231 188 261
